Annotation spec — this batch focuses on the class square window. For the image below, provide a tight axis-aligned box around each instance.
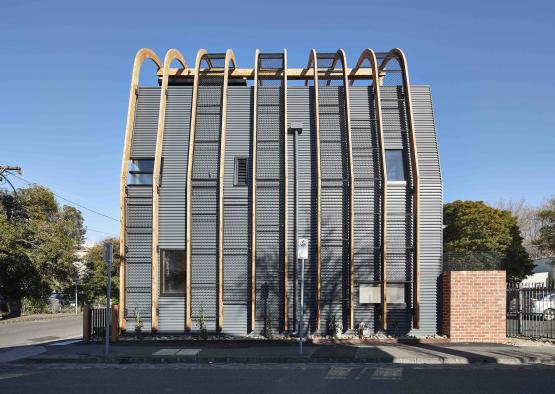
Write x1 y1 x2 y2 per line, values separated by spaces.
128 159 154 185
160 250 185 296
385 150 406 182
234 157 248 186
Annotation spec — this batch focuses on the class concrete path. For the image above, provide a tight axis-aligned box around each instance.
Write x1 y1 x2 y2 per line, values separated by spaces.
12 340 555 365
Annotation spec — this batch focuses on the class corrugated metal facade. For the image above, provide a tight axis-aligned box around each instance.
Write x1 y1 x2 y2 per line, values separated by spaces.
124 73 441 336
157 86 192 332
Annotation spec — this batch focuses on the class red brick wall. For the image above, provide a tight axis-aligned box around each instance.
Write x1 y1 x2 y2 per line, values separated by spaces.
441 271 506 343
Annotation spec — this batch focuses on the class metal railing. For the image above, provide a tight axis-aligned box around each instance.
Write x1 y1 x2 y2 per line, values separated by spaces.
507 282 555 339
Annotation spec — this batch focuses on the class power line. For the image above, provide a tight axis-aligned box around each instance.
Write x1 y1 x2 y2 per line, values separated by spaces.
86 227 118 236
6 172 120 222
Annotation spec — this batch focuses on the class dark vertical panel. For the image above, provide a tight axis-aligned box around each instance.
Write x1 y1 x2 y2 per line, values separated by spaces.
287 88 318 334
255 86 285 333
222 86 251 335
349 86 381 331
318 86 350 331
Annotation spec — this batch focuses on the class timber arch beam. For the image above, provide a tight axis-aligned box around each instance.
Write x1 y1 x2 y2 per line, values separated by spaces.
305 49 321 331
151 49 188 332
119 48 161 331
352 48 388 330
185 48 208 331
217 48 237 331
335 49 355 331
379 48 421 329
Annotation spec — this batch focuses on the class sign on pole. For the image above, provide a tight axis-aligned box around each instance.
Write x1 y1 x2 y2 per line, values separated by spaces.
297 238 308 354
297 238 308 260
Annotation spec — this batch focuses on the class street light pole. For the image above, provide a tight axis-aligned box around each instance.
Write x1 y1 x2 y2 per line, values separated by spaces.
104 243 113 357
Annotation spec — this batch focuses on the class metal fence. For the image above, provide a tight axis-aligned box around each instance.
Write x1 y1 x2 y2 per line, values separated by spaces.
507 282 555 339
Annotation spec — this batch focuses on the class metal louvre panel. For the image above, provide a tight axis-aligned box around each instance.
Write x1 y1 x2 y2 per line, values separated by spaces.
126 263 151 287
380 86 405 150
379 80 415 333
255 85 285 332
127 186 152 199
125 183 153 325
223 87 250 334
126 288 151 319
287 87 325 334
127 206 152 228
349 85 381 331
222 305 247 335
131 87 160 157
410 86 442 336
318 86 349 329
159 86 192 250
158 297 185 332
190 77 223 328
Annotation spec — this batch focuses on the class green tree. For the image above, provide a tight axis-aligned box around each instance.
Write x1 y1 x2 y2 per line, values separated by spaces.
80 238 120 305
533 197 555 258
0 185 85 311
444 200 534 280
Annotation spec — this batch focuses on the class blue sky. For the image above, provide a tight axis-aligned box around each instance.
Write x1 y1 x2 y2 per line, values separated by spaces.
1 0 554 243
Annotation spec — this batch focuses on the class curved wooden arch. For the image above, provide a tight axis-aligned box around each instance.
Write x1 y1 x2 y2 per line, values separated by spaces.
379 48 421 329
185 48 208 331
217 48 237 331
352 48 389 330
119 48 162 331
151 49 188 332
305 49 321 331
250 49 260 331
335 49 356 331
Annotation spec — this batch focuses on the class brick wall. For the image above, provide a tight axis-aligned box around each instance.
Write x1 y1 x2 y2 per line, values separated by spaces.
441 270 506 343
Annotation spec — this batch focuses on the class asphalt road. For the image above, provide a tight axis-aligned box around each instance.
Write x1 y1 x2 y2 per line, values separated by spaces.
0 363 553 393
0 315 82 349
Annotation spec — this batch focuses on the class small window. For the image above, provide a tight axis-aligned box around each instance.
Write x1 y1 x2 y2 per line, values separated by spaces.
234 157 248 186
128 159 154 185
160 250 185 296
385 150 406 182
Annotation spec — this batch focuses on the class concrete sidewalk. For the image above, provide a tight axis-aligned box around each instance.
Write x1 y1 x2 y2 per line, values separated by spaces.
8 340 555 365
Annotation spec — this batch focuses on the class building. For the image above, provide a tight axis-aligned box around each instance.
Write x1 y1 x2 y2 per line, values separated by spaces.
119 48 443 336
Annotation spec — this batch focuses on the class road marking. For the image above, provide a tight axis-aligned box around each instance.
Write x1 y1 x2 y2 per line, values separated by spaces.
152 349 180 356
325 367 351 379
371 367 403 380
0 372 38 381
355 367 368 380
176 349 200 356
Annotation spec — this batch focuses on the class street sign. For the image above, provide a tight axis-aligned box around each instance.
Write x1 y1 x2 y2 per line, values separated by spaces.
297 238 308 260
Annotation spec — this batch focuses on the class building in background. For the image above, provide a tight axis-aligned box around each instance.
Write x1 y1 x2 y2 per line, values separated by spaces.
119 48 443 336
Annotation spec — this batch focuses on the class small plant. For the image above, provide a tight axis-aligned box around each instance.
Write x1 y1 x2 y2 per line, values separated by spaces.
263 311 273 339
357 321 366 339
197 308 208 339
328 313 343 338
134 310 144 340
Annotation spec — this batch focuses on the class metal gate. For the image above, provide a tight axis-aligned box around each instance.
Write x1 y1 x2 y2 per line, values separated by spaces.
507 282 555 339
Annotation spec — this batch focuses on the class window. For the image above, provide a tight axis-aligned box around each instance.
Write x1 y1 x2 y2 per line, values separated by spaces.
234 157 248 186
160 250 185 296
385 150 406 182
127 159 154 185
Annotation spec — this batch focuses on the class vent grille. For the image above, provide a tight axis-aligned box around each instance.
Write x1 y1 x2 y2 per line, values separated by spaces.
235 157 248 186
